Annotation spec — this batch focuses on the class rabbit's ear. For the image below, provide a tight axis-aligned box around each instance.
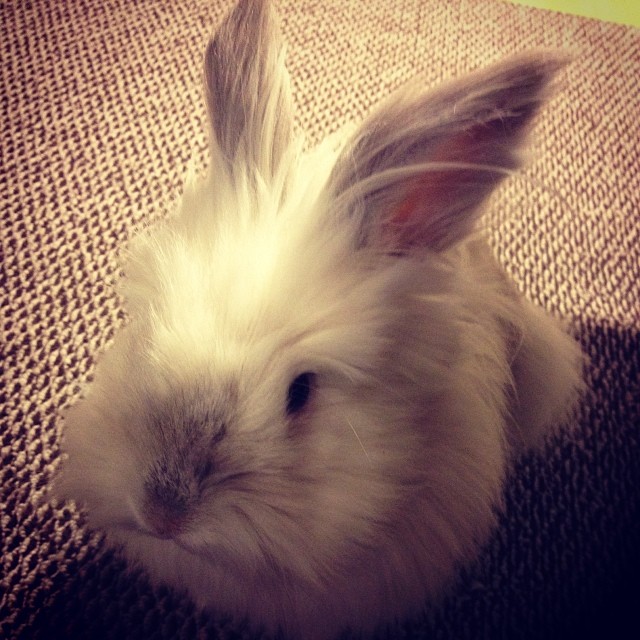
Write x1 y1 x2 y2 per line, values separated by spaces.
204 0 293 180
327 53 567 252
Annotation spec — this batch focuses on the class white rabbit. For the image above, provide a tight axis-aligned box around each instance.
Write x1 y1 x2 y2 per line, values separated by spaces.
55 0 584 638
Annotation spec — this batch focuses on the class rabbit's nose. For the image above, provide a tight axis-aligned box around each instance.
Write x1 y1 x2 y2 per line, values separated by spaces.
145 503 188 539
143 466 194 539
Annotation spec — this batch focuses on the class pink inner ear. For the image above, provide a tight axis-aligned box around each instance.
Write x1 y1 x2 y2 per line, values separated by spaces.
382 131 474 249
380 122 503 251
382 173 445 247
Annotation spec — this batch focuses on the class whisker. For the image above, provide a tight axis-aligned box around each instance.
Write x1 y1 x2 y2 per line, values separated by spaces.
345 416 372 464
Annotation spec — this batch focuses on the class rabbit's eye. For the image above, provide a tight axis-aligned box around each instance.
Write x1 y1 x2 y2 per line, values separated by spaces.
286 372 315 415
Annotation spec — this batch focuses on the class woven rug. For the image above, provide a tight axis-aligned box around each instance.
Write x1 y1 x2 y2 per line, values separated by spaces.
2 0 639 638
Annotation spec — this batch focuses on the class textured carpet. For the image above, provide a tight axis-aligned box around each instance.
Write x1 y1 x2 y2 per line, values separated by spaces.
2 0 639 638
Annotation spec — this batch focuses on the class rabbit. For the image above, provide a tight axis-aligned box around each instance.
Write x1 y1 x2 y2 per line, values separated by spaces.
54 0 584 638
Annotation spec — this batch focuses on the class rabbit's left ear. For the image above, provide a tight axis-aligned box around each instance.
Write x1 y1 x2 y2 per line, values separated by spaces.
204 0 293 180
326 53 567 252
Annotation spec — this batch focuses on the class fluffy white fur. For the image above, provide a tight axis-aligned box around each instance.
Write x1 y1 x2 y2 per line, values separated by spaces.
55 1 584 638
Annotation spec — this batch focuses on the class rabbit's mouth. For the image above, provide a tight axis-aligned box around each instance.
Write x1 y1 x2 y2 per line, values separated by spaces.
124 517 205 557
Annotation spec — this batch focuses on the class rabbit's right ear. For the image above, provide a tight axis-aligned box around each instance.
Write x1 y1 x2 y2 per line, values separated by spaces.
204 0 293 181
325 53 567 253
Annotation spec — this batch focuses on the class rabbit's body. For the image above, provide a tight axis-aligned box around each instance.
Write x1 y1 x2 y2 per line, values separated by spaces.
56 1 583 638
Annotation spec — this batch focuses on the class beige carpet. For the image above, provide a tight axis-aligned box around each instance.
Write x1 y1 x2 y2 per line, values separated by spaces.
2 0 639 638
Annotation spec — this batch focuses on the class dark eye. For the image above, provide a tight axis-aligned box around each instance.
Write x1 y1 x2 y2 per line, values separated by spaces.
286 372 315 415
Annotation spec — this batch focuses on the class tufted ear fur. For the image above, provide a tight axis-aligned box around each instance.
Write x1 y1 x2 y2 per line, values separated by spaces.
204 0 294 181
326 53 567 252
